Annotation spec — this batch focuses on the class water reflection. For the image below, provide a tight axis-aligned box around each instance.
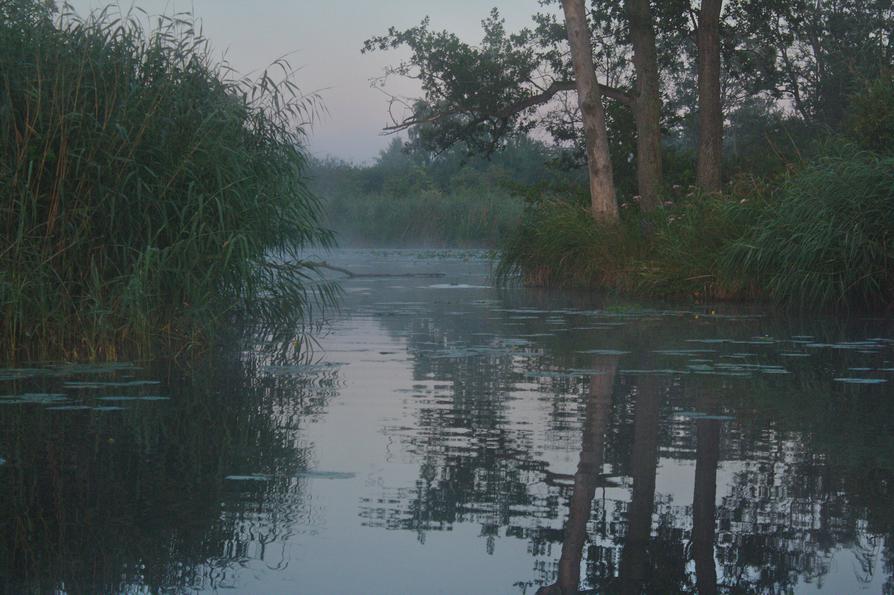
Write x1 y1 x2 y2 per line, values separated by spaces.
1 249 893 593
351 251 894 593
0 352 339 592
538 358 616 595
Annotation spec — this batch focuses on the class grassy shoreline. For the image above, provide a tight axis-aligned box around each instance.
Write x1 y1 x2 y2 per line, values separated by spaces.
497 147 894 310
0 2 334 361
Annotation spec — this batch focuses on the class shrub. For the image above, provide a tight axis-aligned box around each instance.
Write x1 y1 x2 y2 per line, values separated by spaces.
847 77 894 155
0 2 334 359
722 147 894 308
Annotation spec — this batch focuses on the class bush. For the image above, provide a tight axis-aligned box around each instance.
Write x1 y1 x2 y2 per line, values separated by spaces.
0 2 334 359
496 183 770 300
847 77 894 155
723 147 894 308
495 199 642 289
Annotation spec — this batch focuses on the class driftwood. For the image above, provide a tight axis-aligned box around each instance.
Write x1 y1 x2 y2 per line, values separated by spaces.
307 261 446 279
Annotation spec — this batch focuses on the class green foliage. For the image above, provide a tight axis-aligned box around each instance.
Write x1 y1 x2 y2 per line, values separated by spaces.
362 9 543 155
726 0 894 127
499 146 894 310
723 147 894 308
326 187 524 247
847 77 894 155
496 199 641 289
497 180 771 299
0 2 335 360
311 136 565 247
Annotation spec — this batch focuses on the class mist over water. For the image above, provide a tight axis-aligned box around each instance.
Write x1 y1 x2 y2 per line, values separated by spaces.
2 249 893 593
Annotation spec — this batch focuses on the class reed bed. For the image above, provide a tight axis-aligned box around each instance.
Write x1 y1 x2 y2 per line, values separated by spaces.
725 148 894 308
497 151 894 310
0 1 335 360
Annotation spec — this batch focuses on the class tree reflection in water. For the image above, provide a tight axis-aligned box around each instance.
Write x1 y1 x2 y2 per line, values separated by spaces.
538 358 617 595
361 278 894 593
4 251 894 593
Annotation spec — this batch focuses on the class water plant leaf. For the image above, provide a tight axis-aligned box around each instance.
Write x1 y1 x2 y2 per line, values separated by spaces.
833 377 887 385
297 470 356 479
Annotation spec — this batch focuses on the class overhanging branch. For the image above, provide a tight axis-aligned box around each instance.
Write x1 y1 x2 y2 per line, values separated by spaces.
382 78 634 134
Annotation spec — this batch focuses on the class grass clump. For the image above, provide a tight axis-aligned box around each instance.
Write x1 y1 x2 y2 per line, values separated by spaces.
499 145 894 310
0 1 335 360
496 198 642 289
723 148 894 308
496 182 768 300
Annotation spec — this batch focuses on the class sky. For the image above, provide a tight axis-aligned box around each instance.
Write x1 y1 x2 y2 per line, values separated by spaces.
66 0 553 163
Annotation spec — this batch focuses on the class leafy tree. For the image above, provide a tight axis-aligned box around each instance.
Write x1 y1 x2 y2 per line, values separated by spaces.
363 4 649 221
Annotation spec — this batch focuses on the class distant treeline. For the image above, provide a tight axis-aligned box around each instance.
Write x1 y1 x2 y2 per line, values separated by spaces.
309 136 582 247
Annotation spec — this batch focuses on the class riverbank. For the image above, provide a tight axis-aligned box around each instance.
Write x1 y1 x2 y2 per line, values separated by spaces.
498 147 894 310
0 3 333 361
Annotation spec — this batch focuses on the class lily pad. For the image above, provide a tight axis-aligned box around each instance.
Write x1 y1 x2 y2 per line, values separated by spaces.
64 380 161 388
833 377 887 385
298 470 356 480
225 474 273 481
96 396 169 401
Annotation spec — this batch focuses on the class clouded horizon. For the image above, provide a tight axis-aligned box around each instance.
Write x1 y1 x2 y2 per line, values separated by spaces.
66 0 551 163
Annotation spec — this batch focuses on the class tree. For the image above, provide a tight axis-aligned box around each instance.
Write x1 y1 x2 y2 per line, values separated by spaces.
362 4 669 222
561 0 618 220
626 0 663 209
696 0 724 193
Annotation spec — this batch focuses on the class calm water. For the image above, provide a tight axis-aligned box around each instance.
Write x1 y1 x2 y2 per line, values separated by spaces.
2 249 894 594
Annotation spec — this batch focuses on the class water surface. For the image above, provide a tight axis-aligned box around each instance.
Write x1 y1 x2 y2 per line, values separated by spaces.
2 249 893 594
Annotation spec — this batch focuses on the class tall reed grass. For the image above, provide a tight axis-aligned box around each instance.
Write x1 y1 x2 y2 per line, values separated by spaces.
0 1 335 360
723 147 894 308
498 146 894 310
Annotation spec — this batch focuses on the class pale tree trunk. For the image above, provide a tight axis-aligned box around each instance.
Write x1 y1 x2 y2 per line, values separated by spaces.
696 0 723 193
537 358 617 595
561 0 619 222
625 0 663 211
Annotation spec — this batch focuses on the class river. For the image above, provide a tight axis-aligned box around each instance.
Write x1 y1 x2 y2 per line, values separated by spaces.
1 249 893 593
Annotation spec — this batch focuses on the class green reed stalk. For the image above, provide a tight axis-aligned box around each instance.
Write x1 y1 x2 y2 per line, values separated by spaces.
0 1 336 360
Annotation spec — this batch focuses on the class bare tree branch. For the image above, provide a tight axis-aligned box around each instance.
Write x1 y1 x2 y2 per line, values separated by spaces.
381 79 633 133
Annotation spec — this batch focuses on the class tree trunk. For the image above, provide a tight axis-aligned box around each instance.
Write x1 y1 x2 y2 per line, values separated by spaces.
537 358 617 595
625 0 663 210
692 390 721 595
619 376 662 594
561 0 619 222
696 0 723 193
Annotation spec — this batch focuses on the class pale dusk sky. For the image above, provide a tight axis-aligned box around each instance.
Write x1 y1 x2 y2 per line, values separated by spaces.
65 0 556 162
